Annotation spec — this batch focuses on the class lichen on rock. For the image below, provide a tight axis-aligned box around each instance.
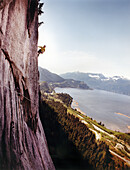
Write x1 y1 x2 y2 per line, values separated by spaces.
0 0 55 169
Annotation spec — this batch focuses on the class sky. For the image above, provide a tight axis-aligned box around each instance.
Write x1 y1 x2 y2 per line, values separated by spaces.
38 0 130 79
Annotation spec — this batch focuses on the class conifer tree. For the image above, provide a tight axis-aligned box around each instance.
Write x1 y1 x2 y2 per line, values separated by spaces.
38 0 44 27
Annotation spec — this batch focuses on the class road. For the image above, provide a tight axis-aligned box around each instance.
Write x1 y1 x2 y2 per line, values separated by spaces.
110 150 130 166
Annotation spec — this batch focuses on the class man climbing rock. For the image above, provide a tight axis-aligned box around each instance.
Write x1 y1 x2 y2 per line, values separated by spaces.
38 45 46 56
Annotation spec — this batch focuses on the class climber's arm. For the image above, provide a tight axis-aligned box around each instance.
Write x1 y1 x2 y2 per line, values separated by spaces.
38 46 42 48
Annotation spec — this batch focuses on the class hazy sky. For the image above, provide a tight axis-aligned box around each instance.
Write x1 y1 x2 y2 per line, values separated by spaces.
38 0 130 79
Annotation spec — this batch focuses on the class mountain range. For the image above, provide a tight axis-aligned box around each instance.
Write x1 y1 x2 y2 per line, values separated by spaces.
38 67 90 92
60 72 130 96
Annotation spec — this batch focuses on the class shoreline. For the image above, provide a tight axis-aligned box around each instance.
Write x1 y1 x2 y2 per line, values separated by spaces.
72 100 130 133
72 100 86 115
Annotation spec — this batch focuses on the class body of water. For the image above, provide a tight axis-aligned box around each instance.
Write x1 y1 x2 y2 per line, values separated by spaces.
55 88 130 133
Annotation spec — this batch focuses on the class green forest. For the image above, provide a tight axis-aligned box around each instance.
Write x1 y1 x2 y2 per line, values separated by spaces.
39 93 128 170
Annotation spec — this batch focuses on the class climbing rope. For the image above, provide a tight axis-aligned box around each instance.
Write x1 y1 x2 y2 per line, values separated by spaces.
0 84 38 106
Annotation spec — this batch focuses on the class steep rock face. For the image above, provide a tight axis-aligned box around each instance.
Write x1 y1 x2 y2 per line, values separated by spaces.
0 0 55 169
0 0 12 10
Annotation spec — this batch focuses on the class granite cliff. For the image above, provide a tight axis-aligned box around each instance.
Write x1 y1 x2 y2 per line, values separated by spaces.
0 0 54 169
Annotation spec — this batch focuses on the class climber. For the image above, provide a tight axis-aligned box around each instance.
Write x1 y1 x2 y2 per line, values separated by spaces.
38 45 46 56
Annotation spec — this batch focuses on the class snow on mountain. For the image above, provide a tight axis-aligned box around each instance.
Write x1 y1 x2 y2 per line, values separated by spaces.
101 78 110 81
60 72 130 96
88 74 100 79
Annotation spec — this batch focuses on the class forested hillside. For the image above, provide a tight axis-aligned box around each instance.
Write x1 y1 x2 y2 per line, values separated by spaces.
39 67 91 91
39 93 129 169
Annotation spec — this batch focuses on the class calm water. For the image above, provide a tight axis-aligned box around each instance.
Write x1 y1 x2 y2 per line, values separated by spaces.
55 88 130 133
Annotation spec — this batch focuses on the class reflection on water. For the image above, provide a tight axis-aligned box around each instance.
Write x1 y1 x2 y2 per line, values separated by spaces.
114 112 130 119
55 88 130 133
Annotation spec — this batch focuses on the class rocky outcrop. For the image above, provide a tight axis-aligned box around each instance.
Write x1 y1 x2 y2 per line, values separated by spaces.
0 0 55 169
